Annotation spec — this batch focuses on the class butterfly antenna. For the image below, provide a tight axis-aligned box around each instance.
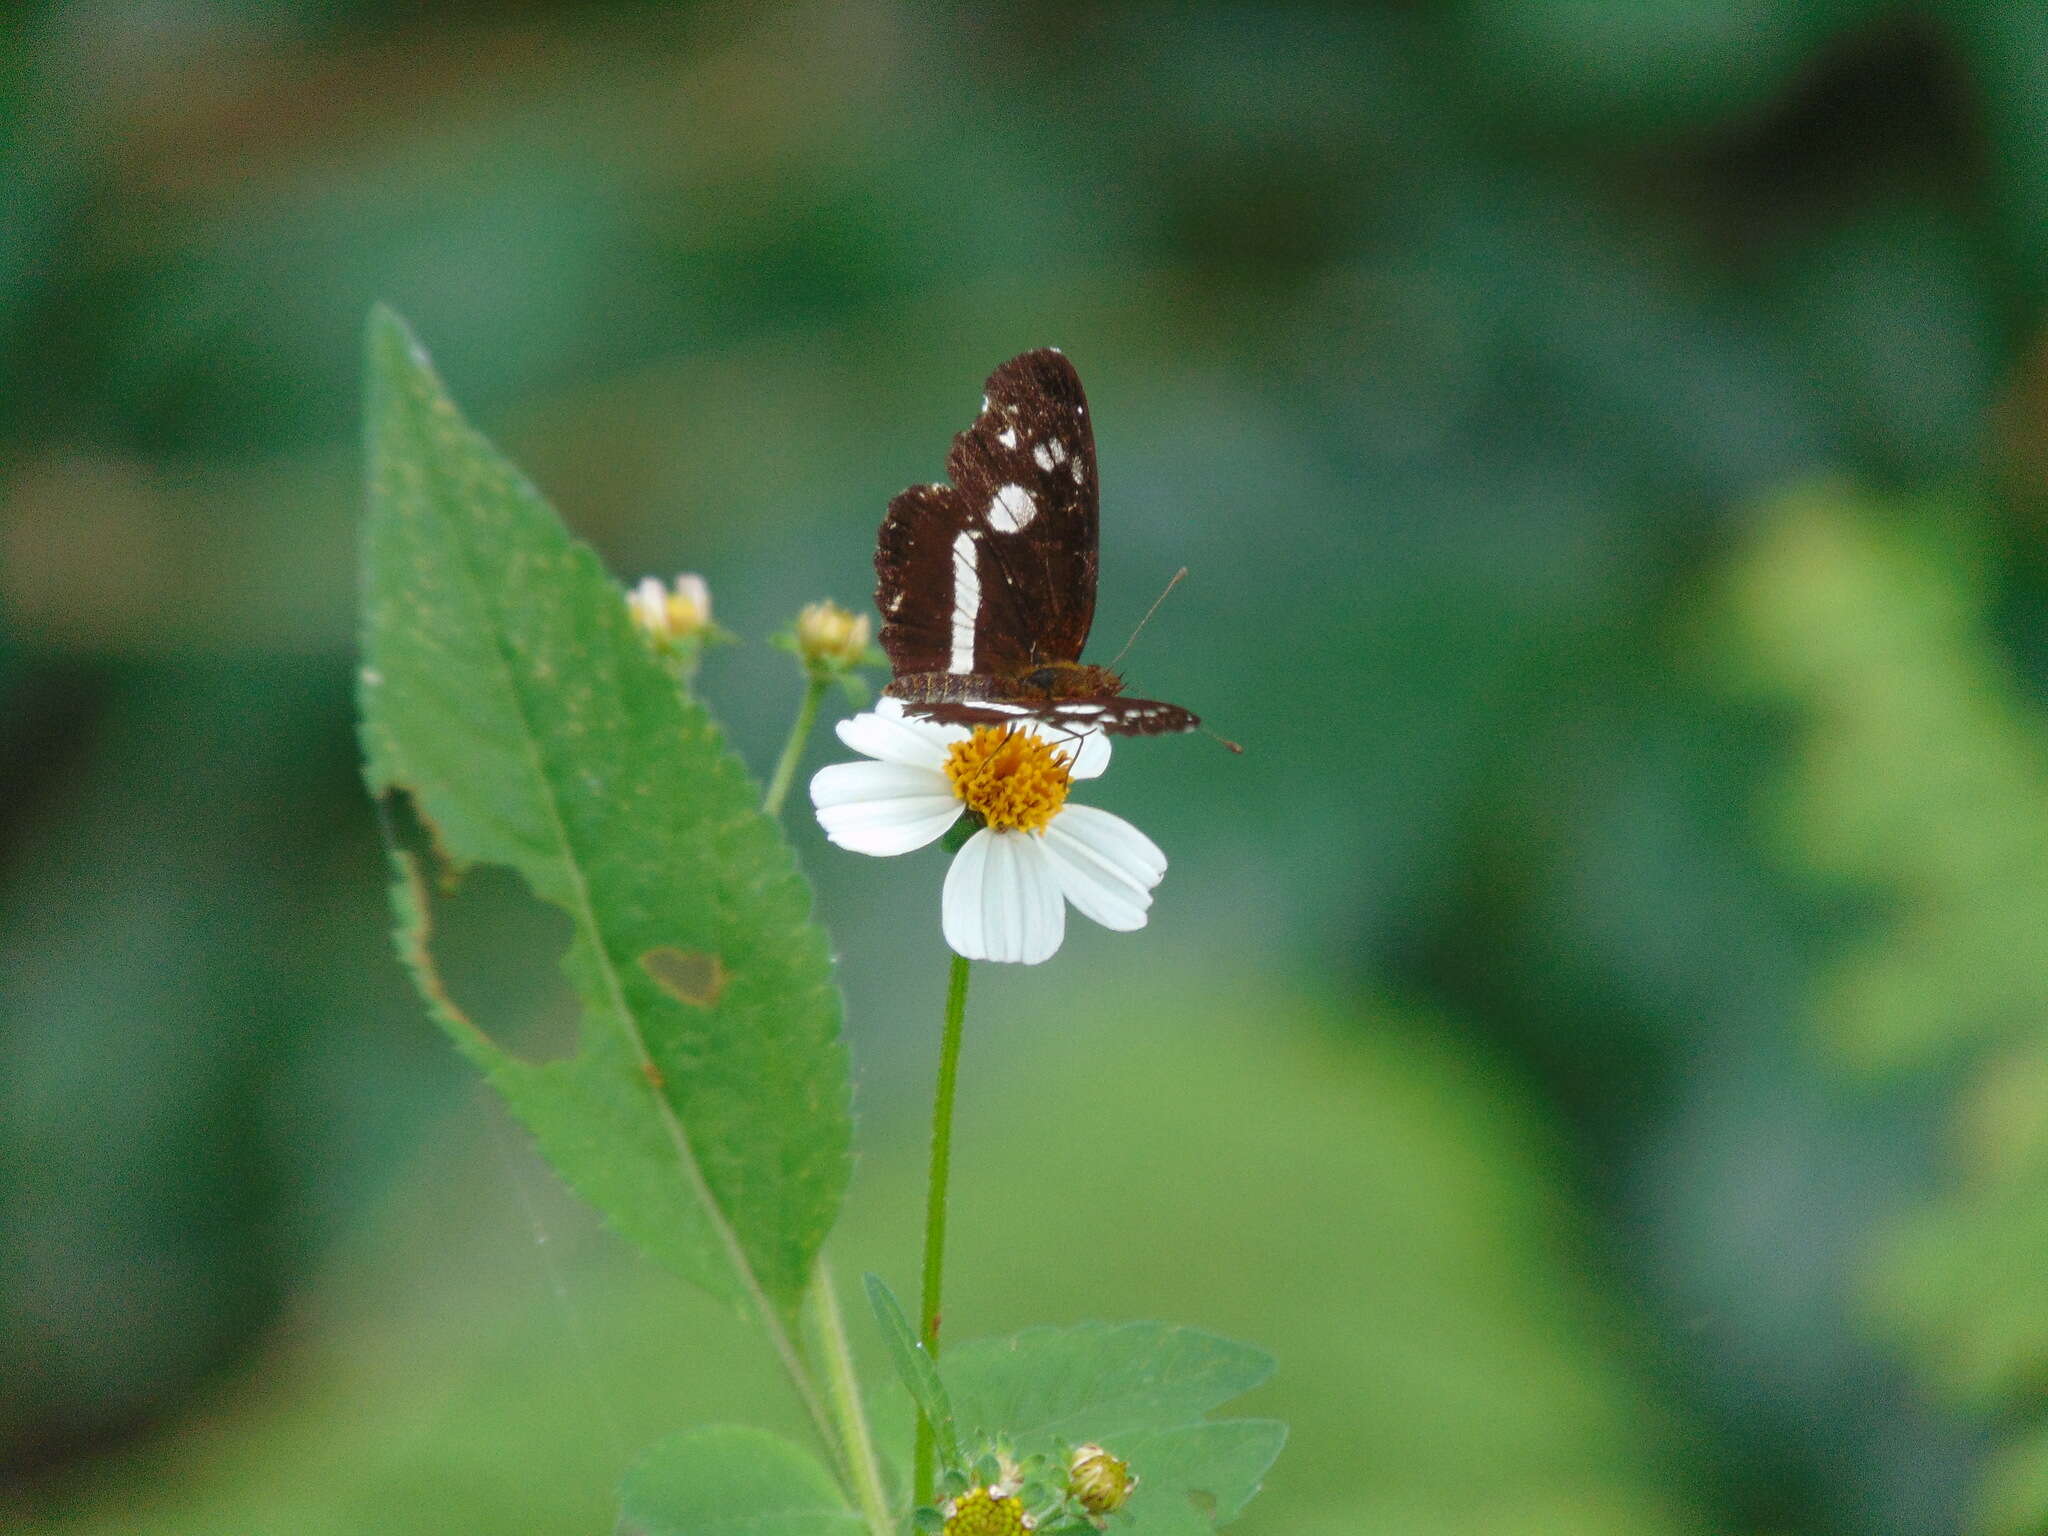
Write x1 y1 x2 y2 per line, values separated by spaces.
1202 723 1244 754
1108 567 1188 669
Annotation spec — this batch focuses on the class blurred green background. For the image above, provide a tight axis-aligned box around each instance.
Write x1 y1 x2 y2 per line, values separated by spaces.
8 3 2048 1532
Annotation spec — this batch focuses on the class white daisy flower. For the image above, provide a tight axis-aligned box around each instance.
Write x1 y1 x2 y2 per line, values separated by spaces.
809 699 1167 965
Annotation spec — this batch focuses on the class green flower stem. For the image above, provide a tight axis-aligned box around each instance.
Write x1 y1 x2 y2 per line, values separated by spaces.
762 672 830 819
915 950 972 1506
809 1258 894 1536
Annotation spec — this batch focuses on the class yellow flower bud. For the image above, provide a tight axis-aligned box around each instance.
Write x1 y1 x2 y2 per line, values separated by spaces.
1067 1444 1134 1516
626 573 713 650
794 599 871 669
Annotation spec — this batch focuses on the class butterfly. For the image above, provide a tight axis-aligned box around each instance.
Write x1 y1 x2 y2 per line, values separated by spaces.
874 348 1202 738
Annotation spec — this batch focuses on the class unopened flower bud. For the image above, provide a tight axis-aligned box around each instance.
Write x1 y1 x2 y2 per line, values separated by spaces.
794 599 871 669
940 1485 1033 1536
626 573 713 650
1067 1444 1134 1516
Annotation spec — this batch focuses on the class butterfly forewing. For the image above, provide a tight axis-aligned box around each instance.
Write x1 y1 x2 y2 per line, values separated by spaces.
941 349 1098 670
876 349 1098 678
874 347 1202 739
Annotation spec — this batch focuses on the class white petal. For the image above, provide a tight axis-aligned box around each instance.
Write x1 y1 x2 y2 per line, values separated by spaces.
1061 727 1112 780
943 829 1066 964
1042 816 1157 931
1048 803 1167 887
941 829 994 958
835 707 965 770
811 762 961 855
627 577 664 628
809 759 949 809
816 800 962 856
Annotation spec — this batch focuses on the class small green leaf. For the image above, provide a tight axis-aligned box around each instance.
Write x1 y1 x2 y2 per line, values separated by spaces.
620 1425 863 1536
942 1323 1272 1447
930 1324 1280 1533
864 1272 960 1468
358 306 850 1324
1112 1421 1287 1536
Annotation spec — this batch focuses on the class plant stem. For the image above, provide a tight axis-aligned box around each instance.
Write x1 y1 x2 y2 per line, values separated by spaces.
810 1259 895 1536
762 673 830 818
914 951 972 1506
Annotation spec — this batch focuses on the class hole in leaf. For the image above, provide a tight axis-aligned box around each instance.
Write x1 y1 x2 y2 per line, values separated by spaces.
374 788 579 1064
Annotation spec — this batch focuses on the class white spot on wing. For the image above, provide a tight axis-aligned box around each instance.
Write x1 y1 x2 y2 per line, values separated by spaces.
1032 442 1055 472
1070 459 1085 485
1047 439 1067 465
987 483 1037 532
949 531 979 674
998 427 1018 449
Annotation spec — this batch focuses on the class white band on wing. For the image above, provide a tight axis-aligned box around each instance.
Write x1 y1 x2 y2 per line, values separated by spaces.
949 529 979 674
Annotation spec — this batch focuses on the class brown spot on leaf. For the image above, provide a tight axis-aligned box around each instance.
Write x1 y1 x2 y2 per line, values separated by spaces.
641 946 726 1008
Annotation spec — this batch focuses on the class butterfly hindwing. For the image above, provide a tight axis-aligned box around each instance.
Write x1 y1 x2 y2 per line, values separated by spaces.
913 696 1200 736
875 481 970 678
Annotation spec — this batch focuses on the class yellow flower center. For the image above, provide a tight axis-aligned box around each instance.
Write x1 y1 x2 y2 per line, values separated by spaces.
943 725 1072 834
942 1487 1031 1536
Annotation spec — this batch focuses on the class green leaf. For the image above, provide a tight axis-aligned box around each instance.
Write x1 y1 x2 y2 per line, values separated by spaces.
357 306 850 1324
935 1323 1280 1532
1113 1421 1288 1536
863 1272 960 1468
620 1426 863 1536
942 1323 1272 1447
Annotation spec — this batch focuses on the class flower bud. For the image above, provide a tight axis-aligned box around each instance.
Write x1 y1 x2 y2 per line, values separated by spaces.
794 599 871 669
1067 1444 1134 1516
626 573 713 650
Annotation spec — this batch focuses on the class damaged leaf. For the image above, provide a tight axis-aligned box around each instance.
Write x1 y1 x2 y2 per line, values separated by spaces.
357 305 849 1326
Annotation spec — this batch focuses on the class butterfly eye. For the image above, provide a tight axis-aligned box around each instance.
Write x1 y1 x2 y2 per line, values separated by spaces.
1023 667 1059 690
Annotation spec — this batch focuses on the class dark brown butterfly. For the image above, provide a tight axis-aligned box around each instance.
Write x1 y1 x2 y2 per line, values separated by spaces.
874 349 1200 737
